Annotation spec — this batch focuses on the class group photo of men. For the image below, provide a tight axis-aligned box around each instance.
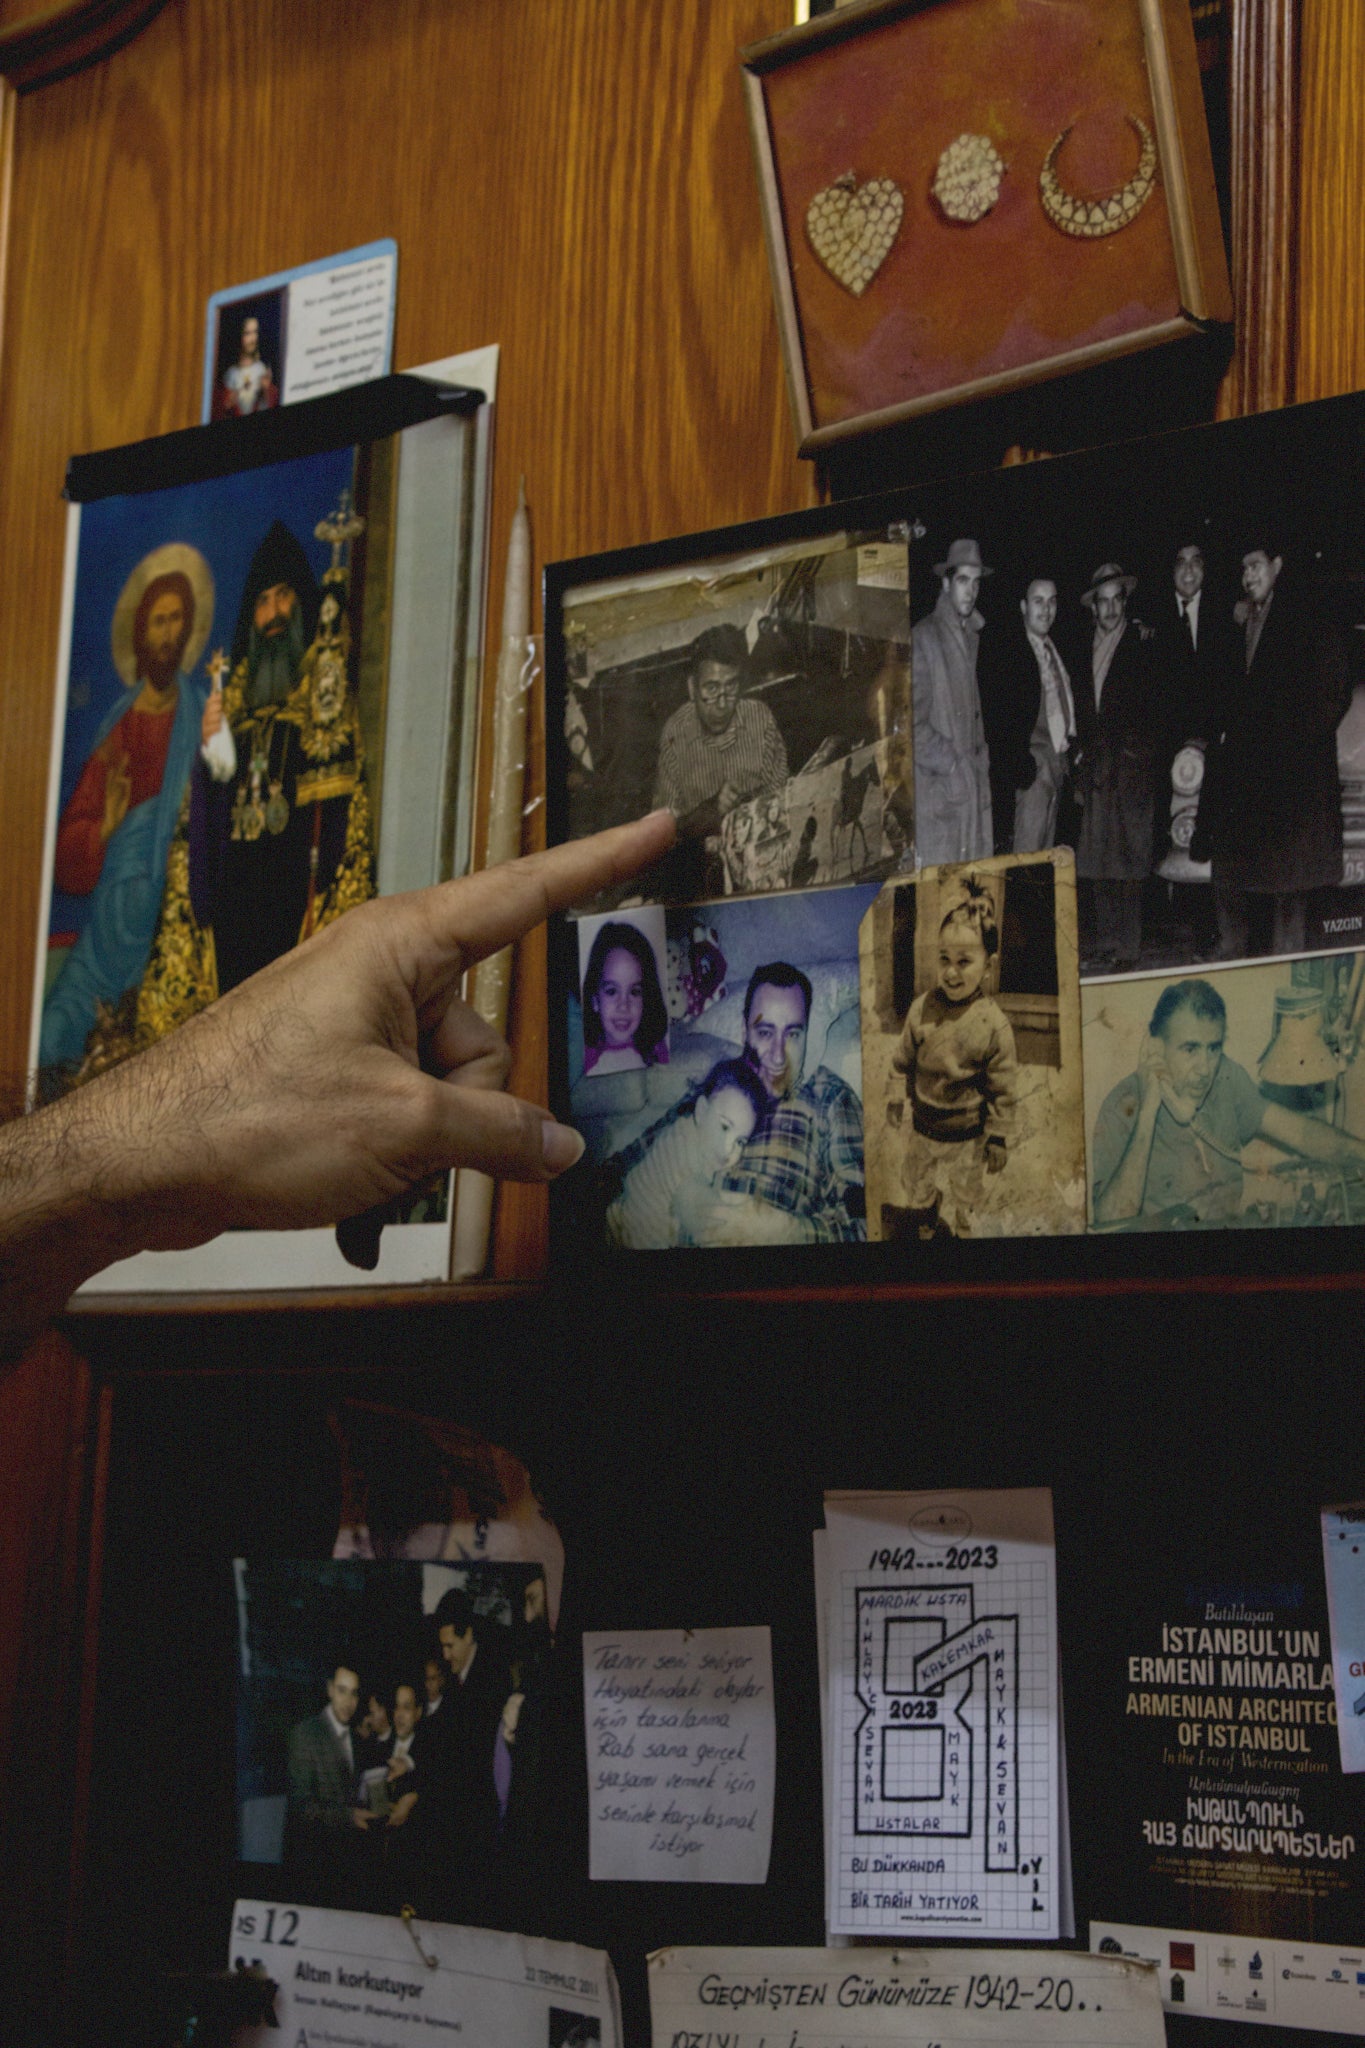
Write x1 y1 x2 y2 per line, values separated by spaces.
236 1560 552 1923
906 413 1365 978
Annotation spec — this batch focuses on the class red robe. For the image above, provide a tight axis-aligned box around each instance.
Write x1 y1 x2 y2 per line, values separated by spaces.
55 701 176 897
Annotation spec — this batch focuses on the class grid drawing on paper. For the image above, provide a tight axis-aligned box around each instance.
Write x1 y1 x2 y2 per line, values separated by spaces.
833 1558 1055 1932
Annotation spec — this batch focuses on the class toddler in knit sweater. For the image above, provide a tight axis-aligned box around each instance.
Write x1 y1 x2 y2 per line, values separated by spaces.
893 880 1017 1235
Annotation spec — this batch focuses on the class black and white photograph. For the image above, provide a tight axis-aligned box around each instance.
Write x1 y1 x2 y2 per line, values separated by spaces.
860 850 1085 1244
567 883 876 1248
558 536 913 909
1083 951 1365 1231
904 398 1365 982
234 1560 554 1923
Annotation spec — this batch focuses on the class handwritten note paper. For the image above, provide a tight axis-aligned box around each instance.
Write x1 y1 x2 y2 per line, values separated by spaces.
583 1627 774 1883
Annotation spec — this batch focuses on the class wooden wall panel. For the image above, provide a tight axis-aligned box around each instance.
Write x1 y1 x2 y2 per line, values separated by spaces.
1297 0 1365 401
0 0 812 1276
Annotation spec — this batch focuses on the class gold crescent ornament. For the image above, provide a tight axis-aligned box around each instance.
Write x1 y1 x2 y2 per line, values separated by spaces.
1039 114 1157 239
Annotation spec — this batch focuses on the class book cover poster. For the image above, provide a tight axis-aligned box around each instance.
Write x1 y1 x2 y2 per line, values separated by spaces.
1069 1512 1365 1954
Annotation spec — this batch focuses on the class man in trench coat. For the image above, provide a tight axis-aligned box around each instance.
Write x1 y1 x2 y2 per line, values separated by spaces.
912 538 994 866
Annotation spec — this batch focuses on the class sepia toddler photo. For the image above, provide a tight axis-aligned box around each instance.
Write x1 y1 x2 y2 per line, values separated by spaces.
861 849 1086 1241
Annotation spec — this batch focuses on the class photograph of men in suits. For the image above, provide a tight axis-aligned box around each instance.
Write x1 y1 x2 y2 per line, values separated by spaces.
1192 538 1351 958
1074 563 1160 973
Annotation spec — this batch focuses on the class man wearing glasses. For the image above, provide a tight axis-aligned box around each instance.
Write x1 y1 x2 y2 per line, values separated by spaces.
653 624 788 839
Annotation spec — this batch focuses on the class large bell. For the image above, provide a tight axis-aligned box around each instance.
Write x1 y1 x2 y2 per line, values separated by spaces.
1258 984 1340 1087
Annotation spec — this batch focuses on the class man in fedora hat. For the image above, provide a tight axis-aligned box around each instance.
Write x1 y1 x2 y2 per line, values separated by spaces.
1075 562 1160 972
912 538 994 866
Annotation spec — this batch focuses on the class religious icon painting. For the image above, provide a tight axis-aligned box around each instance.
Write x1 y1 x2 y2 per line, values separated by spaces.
859 849 1086 1243
1082 951 1365 1234
548 527 915 913
33 361 496 1291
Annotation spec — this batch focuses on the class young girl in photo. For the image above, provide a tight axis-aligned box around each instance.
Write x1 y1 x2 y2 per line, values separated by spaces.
580 920 669 1077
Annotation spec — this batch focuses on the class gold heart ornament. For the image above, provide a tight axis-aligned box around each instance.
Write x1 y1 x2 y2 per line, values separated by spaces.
806 171 904 297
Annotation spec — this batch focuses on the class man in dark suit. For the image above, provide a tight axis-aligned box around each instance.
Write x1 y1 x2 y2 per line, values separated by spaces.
1193 538 1351 957
409 1588 510 1919
979 575 1077 854
1074 563 1161 971
1159 541 1237 953
285 1661 376 1901
1165 544 1235 749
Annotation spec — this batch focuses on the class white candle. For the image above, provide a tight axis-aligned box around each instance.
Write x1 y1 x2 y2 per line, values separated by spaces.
452 478 534 1282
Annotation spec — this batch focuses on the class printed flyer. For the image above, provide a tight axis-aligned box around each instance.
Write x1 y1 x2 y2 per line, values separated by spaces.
1074 1518 1365 2027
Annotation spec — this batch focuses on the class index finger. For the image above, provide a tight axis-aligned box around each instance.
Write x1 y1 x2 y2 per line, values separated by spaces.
404 810 677 984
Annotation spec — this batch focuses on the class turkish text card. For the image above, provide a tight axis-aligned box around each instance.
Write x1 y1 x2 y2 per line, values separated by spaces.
229 1901 620 2047
583 1627 774 1883
648 1945 1163 2048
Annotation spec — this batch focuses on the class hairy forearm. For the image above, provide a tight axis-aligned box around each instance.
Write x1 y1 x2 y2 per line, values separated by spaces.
0 1083 146 1361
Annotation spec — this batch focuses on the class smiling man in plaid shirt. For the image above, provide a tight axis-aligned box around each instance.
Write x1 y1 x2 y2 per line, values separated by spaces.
613 961 866 1246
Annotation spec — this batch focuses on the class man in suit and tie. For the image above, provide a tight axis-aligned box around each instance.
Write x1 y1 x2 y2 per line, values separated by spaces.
1167 544 1228 749
1161 541 1234 953
980 576 1077 853
1074 562 1161 972
285 1661 377 1900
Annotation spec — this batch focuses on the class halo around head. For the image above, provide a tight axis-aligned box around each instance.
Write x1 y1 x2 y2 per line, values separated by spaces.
110 543 215 687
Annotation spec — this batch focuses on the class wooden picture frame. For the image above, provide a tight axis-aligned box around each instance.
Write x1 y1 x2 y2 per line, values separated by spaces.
742 0 1233 452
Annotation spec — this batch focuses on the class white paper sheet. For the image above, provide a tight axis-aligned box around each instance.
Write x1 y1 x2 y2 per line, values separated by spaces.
583 1627 775 1883
648 1945 1163 2048
229 1900 620 2047
823 1489 1060 1938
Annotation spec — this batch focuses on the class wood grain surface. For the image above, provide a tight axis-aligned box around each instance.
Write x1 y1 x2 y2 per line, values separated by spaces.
1297 0 1365 402
1218 0 1298 415
0 0 812 1284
